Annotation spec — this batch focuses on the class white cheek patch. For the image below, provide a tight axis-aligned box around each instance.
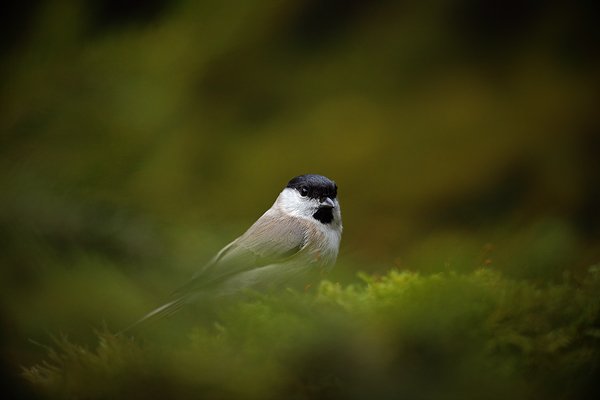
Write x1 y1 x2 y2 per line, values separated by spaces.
278 188 319 219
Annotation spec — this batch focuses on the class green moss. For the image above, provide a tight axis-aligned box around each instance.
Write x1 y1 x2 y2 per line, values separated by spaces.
24 267 600 399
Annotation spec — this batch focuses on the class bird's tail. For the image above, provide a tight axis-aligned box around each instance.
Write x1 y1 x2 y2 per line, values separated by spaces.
117 296 188 336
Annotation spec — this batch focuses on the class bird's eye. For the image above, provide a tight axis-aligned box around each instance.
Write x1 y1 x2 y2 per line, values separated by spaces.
300 187 309 197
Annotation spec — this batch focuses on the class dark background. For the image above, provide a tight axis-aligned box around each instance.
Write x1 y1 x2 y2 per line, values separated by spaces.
1 1 599 398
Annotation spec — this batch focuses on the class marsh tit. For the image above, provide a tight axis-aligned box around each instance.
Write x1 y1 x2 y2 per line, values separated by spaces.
128 174 342 328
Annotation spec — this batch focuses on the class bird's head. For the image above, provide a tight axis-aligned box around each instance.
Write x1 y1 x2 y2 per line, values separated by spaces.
278 174 340 224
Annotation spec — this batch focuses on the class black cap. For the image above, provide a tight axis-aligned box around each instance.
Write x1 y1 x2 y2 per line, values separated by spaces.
286 174 337 200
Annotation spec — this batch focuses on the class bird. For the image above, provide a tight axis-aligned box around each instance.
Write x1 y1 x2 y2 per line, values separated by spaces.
123 174 342 331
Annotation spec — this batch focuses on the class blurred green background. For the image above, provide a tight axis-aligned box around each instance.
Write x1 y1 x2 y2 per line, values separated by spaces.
1 0 599 399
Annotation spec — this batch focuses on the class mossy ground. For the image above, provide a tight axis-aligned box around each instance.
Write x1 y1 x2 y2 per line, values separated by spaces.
23 267 600 400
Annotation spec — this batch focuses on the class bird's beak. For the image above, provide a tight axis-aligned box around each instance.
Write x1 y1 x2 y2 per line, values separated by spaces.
320 197 335 209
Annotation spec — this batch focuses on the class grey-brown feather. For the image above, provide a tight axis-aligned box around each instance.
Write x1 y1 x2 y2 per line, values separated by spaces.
122 182 342 333
172 208 310 296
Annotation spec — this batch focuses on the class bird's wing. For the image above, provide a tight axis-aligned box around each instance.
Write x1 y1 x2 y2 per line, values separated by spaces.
119 209 309 333
172 208 309 295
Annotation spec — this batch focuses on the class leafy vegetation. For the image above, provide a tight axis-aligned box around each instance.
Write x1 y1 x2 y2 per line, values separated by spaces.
2 1 599 399
24 267 600 399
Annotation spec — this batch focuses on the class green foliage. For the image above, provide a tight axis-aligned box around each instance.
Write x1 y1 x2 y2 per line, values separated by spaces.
3 1 599 399
23 333 145 399
24 267 600 400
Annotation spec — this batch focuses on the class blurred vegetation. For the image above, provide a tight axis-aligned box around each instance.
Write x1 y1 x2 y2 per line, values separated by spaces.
1 0 599 399
23 268 600 399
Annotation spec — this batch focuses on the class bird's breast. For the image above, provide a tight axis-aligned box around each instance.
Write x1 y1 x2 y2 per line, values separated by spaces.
304 223 341 268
